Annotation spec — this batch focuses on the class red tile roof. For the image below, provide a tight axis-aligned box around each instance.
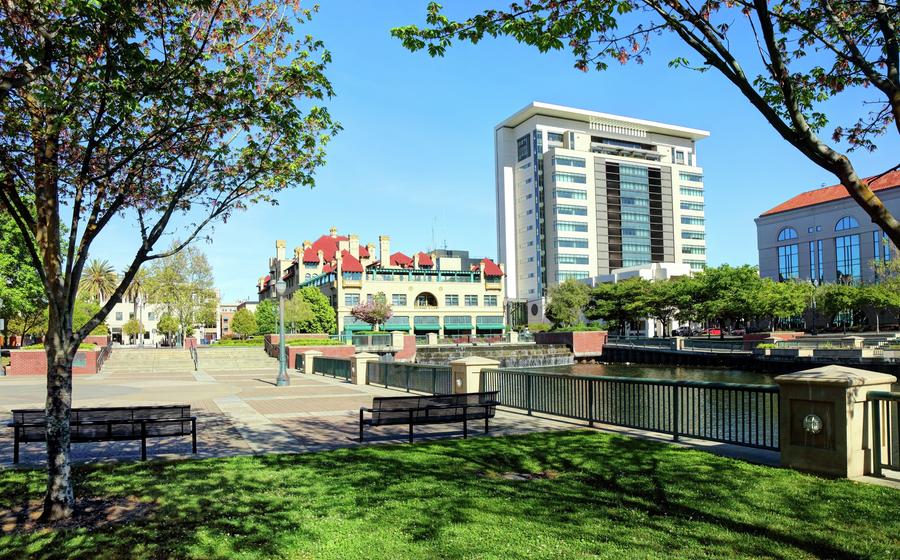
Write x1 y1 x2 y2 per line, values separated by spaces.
480 258 504 277
416 252 434 267
302 248 320 263
390 252 412 267
761 170 900 216
340 250 363 273
359 246 370 258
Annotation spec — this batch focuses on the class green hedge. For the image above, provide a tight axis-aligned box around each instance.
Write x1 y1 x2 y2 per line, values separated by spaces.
20 343 98 351
211 338 265 347
287 338 347 346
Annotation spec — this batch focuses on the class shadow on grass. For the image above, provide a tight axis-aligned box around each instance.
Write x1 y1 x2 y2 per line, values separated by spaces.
0 430 898 559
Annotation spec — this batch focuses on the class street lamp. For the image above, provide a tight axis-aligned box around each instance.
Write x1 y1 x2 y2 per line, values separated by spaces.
275 280 289 387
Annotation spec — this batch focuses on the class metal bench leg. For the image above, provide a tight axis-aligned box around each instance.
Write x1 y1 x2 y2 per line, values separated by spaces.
463 415 468 439
408 411 414 443
13 426 19 464
191 418 197 454
140 421 147 461
485 415 489 434
359 409 364 442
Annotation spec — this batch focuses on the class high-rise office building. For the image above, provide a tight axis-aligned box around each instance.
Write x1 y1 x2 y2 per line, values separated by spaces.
495 102 710 300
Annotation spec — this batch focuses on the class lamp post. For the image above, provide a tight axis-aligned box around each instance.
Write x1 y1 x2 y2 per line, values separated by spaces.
275 280 289 387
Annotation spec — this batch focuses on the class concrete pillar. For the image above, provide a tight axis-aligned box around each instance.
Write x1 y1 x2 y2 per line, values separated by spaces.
449 356 500 394
774 365 896 478
390 331 404 350
841 336 865 349
674 337 685 351
426 333 438 345
350 352 379 386
301 350 323 375
508 331 519 344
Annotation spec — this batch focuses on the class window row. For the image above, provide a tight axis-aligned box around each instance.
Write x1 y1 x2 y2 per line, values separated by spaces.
679 171 703 183
553 155 586 168
557 237 589 248
554 188 588 200
557 254 590 265
682 230 705 240
556 204 588 216
553 172 587 184
680 201 704 212
344 293 501 307
778 216 862 242
681 216 705 225
680 187 704 197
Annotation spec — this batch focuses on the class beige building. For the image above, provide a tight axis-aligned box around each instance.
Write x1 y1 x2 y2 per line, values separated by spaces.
257 228 506 336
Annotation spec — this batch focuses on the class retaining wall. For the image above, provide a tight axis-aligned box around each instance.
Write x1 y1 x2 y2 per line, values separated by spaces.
7 349 101 376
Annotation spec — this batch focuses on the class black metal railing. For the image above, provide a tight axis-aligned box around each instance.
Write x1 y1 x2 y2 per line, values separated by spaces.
97 344 113 371
311 356 351 380
294 352 304 371
870 391 900 477
188 346 198 371
366 361 452 394
481 369 780 450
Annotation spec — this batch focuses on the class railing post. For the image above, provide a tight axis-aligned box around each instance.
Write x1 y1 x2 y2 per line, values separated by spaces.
449 357 500 394
350 352 379 386
672 383 681 442
587 380 595 427
873 399 883 478
527 373 533 416
405 366 411 393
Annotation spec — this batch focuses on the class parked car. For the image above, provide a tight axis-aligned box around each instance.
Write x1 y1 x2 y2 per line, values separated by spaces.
701 328 722 336
730 328 746 336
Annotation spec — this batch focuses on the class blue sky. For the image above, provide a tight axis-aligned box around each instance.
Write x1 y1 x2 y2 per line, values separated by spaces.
91 1 900 302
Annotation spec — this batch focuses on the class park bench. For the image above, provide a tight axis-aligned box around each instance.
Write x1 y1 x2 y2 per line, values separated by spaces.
359 391 500 443
8 405 197 463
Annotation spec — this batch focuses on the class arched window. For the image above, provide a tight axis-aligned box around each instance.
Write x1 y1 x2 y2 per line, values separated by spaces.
305 273 311 280
414 292 438 307
777 227 798 241
835 216 859 231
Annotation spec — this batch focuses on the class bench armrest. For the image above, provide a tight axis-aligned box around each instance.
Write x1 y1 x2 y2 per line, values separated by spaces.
360 407 374 413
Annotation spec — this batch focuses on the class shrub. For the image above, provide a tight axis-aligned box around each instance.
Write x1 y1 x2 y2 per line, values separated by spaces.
755 343 777 349
22 343 98 351
526 323 551 333
286 338 347 346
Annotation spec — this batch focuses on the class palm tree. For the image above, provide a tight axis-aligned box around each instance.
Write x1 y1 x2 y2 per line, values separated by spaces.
79 259 118 304
123 267 151 344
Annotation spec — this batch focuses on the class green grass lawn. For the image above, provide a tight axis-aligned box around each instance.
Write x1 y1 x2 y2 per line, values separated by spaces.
1 431 897 559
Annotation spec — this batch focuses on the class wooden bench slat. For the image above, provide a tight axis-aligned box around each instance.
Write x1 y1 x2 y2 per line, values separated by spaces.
359 391 499 443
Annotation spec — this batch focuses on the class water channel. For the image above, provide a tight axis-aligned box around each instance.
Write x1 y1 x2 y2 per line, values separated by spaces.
540 363 776 385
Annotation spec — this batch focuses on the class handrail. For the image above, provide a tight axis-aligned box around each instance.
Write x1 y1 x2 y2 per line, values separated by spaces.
485 368 776 391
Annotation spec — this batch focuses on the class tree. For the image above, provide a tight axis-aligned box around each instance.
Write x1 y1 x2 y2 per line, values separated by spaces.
78 259 118 305
816 283 861 328
0 208 45 346
350 292 393 331
0 1 337 520
640 278 690 337
395 1 900 246
755 279 814 330
691 265 763 334
122 318 144 345
585 278 649 335
284 296 315 334
255 299 278 335
231 308 258 340
298 287 337 334
156 314 180 346
545 279 590 329
148 244 218 345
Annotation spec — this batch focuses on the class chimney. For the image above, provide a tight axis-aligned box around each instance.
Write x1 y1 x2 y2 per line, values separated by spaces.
293 246 303 261
303 240 312 250
349 234 360 259
317 249 324 266
413 253 420 269
379 235 390 265
329 226 338 238
275 240 286 261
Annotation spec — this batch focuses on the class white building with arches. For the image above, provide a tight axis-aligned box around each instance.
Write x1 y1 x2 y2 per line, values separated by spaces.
755 170 900 284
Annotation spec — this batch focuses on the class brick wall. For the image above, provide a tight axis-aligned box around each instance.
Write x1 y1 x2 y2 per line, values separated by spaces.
534 331 607 357
393 335 417 361
8 349 100 376
285 344 356 368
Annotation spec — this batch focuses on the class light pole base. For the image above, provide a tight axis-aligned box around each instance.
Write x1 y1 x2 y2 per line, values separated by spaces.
276 370 290 387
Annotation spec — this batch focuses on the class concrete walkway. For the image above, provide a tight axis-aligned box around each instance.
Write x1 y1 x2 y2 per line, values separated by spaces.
1 367 897 489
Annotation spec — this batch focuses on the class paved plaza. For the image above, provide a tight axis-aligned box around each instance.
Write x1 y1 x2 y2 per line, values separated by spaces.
0 365 575 467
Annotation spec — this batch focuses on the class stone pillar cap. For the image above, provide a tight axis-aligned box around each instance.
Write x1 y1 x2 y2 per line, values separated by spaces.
775 365 896 387
449 356 501 366
353 352 379 358
841 335 865 340
301 349 324 356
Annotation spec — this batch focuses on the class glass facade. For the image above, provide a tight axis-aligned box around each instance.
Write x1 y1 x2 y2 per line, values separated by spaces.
556 204 588 216
553 156 586 168
681 216 705 225
680 201 704 211
835 234 861 282
557 237 589 248
679 172 703 182
556 221 588 232
682 246 706 255
618 164 652 267
777 244 799 280
552 172 587 184
557 254 590 265
557 271 590 281
682 230 705 240
680 187 704 197
554 188 588 200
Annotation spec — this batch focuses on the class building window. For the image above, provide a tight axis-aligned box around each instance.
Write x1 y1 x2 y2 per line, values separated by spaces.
147 312 156 321
675 151 685 164
557 254 590 265
552 172 587 184
527 256 534 262
555 204 588 216
680 187 704 197
445 295 459 306
682 246 706 255
391 294 407 306
527 225 534 231
835 216 859 231
777 244 799 280
679 172 703 183
777 227 798 241
464 295 478 306
552 156 586 168
622 227 650 237
484 295 498 306
557 271 589 281
526 209 533 215
554 188 588 200
622 197 650 207
622 212 650 223
345 293 360 306
516 135 531 162
557 237 589 249
835 234 861 282
681 216 705 226
685 260 706 270
680 201 704 211
622 243 651 253
556 221 589 232
682 230 705 240
809 241 816 281
115 312 122 321
547 132 564 145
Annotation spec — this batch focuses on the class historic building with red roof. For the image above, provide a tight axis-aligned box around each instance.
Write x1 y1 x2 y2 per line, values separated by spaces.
257 228 507 336
755 170 900 285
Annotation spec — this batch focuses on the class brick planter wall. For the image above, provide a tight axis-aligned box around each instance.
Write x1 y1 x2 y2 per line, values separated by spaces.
285 344 356 368
742 331 804 350
264 334 332 358
8 349 100 376
83 335 111 347
533 331 607 357
393 335 417 361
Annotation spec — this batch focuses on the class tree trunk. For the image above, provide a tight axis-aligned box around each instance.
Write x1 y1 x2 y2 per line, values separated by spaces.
41 331 75 521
